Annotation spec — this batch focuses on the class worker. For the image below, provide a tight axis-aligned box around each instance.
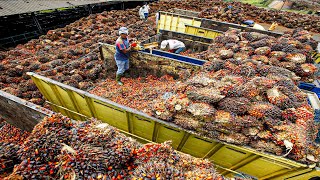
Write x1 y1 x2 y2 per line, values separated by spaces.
114 27 132 86
139 6 145 20
139 3 150 21
160 40 186 54
242 20 265 30
224 5 233 12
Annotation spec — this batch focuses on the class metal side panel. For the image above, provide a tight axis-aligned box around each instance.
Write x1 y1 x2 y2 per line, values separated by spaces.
158 11 202 33
0 90 52 131
158 11 282 38
27 72 320 179
272 167 320 180
99 43 203 79
91 99 129 131
185 25 222 39
313 52 320 64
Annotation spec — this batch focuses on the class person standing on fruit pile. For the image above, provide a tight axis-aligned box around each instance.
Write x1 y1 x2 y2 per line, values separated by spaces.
160 40 186 54
114 27 132 85
140 3 150 21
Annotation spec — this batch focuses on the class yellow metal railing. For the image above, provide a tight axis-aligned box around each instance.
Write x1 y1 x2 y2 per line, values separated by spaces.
185 24 222 39
313 52 320 64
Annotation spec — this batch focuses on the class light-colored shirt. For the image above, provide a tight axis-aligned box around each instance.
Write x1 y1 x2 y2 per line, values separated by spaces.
166 39 185 50
253 23 265 30
141 5 150 14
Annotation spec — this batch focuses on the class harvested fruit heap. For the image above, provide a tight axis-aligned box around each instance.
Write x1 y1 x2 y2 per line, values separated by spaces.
91 75 179 113
2 114 225 180
199 0 320 33
148 57 320 163
0 0 319 106
0 120 30 177
90 46 320 163
192 28 318 82
0 0 211 106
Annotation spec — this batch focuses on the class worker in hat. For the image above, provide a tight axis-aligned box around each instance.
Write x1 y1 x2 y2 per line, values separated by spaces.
160 40 186 54
114 27 132 85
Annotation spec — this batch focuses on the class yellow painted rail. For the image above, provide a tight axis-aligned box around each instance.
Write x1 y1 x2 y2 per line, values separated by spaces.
27 71 319 179
313 52 320 64
184 24 222 39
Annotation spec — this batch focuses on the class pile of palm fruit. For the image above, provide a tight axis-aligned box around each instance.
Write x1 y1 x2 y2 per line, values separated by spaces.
1 114 226 180
193 29 318 82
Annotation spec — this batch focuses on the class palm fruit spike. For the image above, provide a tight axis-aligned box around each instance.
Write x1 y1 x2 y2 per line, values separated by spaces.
252 77 276 89
152 100 174 121
248 102 281 119
203 59 225 72
186 73 216 87
233 52 249 61
237 82 260 100
294 106 314 121
218 49 234 60
214 110 234 124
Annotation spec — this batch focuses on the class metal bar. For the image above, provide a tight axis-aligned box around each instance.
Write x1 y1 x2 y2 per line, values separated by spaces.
65 90 88 121
221 154 259 176
50 84 75 119
176 132 190 151
259 167 300 180
202 143 224 159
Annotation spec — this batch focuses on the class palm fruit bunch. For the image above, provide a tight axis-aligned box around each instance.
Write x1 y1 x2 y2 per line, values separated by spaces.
186 102 216 121
250 141 283 156
3 113 228 179
8 114 74 179
0 121 30 176
131 142 223 180
187 86 225 103
186 73 217 87
218 97 250 115
192 28 318 82
254 46 271 56
248 102 282 119
232 64 257 78
266 87 294 109
174 114 200 131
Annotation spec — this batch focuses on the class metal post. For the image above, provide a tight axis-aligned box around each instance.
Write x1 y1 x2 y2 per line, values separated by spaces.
87 4 92 14
31 12 43 34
